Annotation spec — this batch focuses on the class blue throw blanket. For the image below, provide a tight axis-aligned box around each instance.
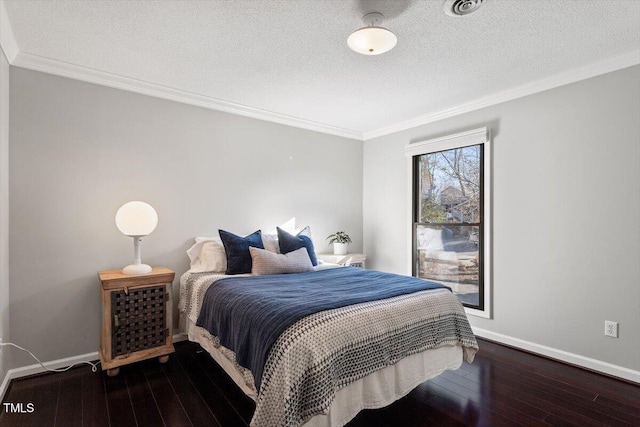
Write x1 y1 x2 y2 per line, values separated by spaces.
196 267 447 390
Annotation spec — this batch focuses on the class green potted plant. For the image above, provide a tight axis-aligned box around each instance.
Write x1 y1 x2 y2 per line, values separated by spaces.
327 231 352 255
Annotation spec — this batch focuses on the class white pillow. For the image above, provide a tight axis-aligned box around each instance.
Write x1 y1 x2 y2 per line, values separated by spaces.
249 247 314 275
186 237 227 273
262 233 280 253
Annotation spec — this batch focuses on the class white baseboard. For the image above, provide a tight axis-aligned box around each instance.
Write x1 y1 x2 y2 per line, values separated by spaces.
4 330 637 401
472 326 640 384
1 333 188 401
0 350 99 401
0 368 11 403
173 333 188 343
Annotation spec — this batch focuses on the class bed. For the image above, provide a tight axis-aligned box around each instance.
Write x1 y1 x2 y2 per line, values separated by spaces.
179 263 478 426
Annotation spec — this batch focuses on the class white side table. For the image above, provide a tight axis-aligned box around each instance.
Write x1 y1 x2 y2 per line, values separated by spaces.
317 253 367 269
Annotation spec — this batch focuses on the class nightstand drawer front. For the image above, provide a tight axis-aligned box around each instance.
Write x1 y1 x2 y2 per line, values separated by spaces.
317 253 367 269
111 285 168 357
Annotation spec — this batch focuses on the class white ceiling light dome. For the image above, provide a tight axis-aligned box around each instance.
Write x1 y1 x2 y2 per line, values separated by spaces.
347 12 397 56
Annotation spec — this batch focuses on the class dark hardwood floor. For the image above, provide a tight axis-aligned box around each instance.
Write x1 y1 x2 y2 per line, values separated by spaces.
1 338 638 426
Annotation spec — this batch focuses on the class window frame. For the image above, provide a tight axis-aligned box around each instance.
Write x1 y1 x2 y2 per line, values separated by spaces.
405 127 491 318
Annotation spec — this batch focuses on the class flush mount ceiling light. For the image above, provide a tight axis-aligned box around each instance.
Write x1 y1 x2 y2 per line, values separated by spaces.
347 12 397 56
444 0 485 17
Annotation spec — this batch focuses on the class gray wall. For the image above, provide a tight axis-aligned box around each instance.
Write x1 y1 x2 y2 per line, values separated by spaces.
363 65 640 371
6 61 639 375
9 68 362 366
0 47 9 378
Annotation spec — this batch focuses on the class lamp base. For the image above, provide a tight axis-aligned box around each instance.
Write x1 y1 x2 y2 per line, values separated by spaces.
122 264 152 275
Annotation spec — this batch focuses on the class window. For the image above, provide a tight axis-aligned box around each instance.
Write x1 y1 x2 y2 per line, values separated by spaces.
405 128 491 318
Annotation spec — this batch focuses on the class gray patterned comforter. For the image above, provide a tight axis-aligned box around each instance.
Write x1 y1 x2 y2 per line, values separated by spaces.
179 270 478 427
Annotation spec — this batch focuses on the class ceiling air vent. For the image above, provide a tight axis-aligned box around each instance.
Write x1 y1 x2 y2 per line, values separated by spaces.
444 0 485 17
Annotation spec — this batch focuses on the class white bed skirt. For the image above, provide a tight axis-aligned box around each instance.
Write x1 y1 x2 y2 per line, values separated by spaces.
186 318 463 427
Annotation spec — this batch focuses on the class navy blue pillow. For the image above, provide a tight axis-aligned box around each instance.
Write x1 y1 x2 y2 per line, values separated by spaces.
219 229 264 275
277 227 318 266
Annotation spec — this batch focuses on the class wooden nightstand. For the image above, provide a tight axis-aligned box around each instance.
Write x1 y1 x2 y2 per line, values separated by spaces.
99 267 175 376
317 253 367 269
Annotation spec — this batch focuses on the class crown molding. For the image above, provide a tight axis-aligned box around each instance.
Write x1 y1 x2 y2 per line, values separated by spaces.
10 51 363 141
363 49 640 141
0 0 18 63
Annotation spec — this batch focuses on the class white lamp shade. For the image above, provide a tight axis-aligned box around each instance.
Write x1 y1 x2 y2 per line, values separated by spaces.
347 26 397 55
115 201 158 237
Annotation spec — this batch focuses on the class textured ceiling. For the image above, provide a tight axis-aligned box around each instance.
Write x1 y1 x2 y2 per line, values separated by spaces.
4 0 640 137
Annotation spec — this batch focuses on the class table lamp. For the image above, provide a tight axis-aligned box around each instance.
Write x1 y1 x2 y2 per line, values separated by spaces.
115 201 158 274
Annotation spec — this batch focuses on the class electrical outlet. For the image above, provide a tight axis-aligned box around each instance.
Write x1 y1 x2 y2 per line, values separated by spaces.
604 321 618 338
